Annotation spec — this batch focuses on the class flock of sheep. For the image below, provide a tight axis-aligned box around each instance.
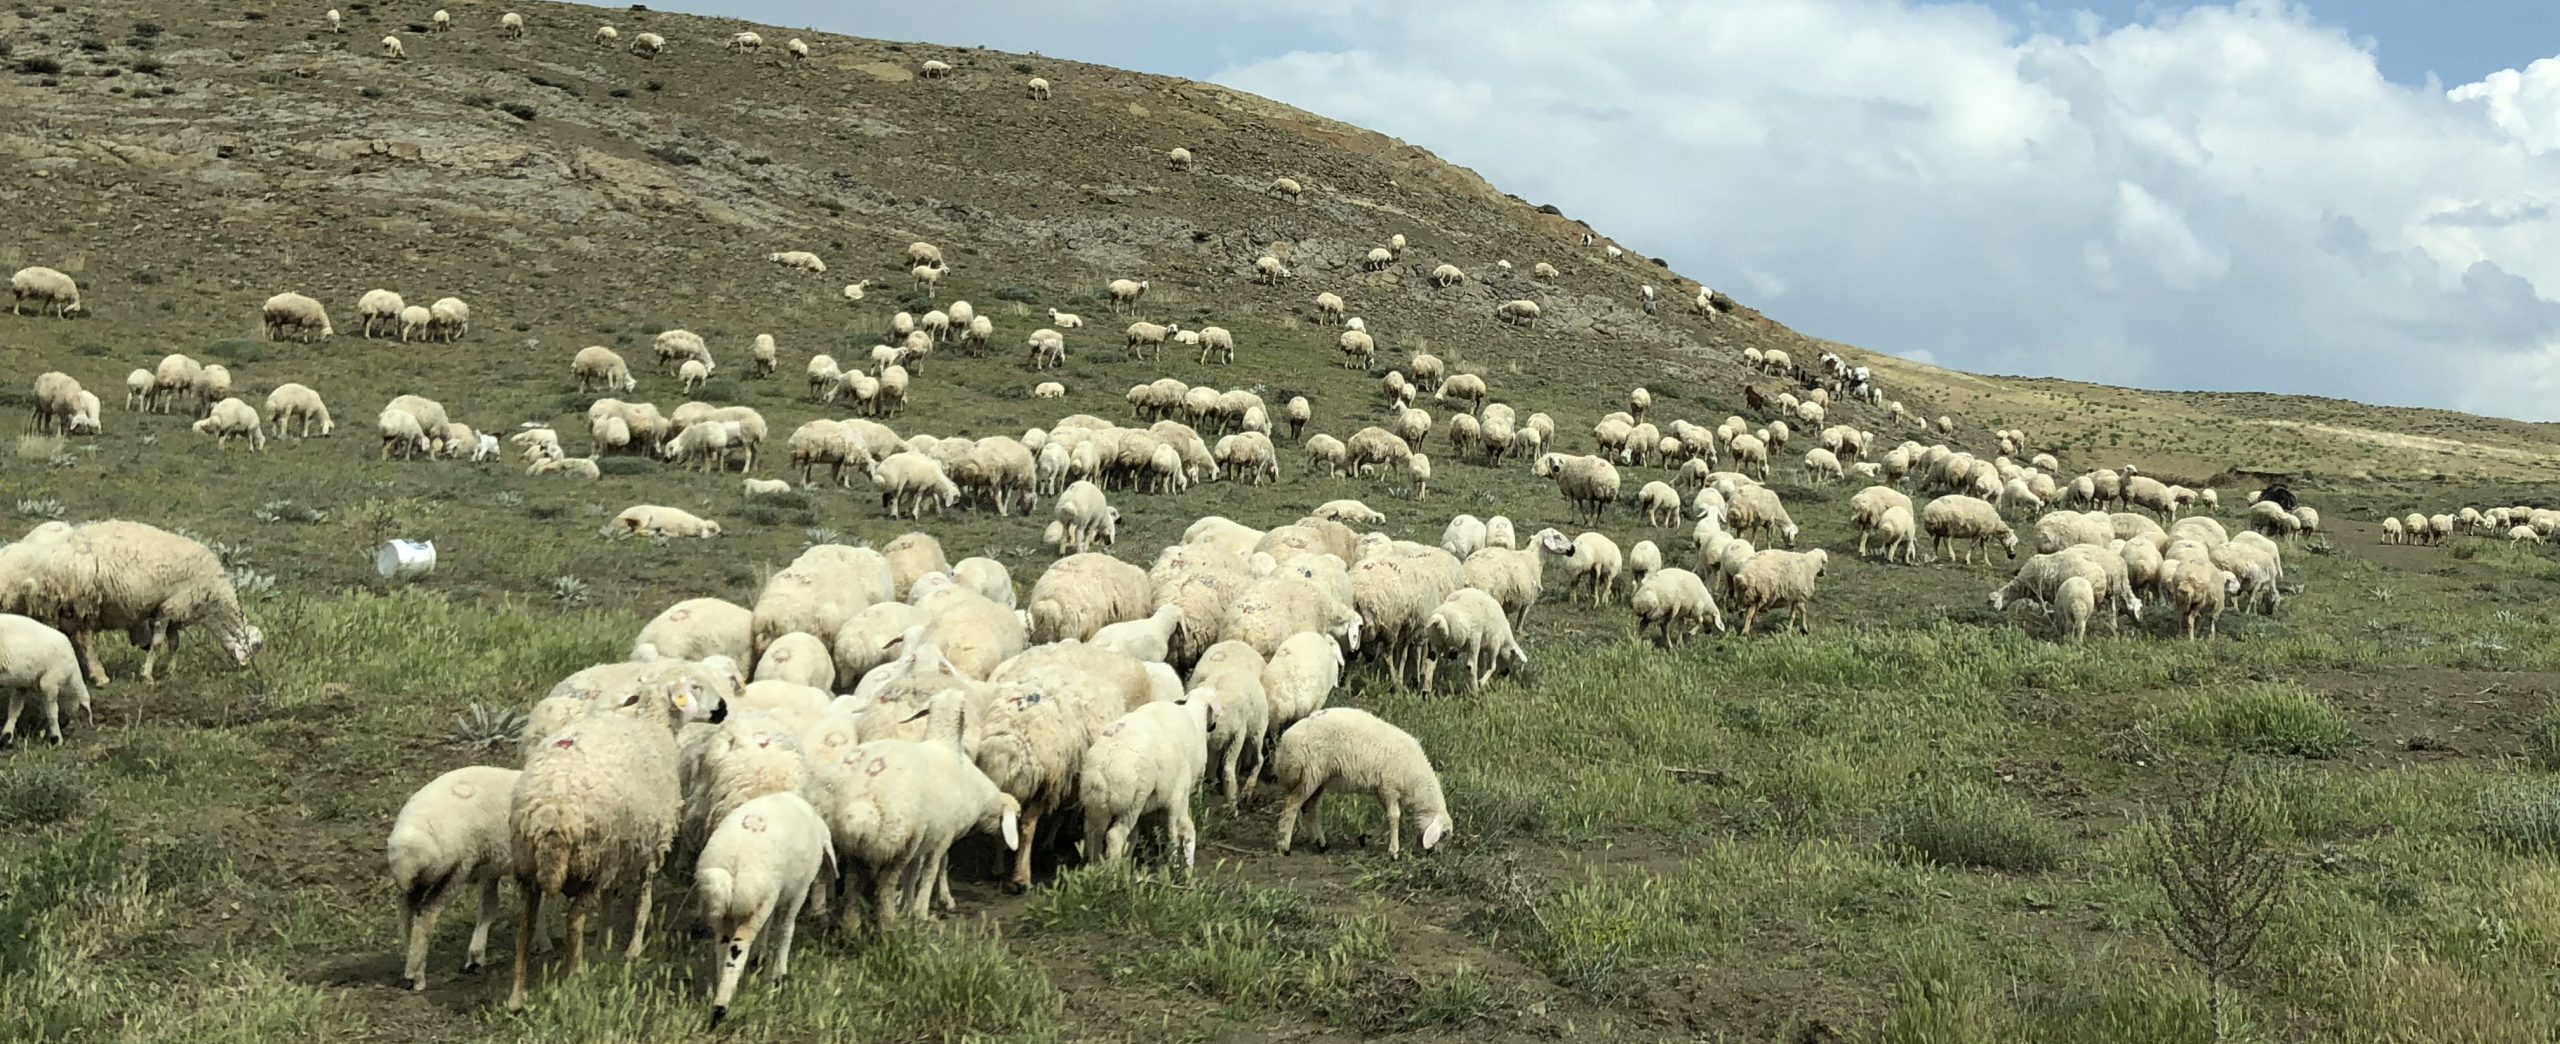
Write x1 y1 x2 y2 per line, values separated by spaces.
0 5 2431 1025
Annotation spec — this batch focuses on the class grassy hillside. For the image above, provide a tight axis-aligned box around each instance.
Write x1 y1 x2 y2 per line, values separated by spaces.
5 2 2560 1042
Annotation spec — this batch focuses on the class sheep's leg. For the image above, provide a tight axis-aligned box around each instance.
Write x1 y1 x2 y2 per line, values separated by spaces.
561 892 596 975
1008 810 1042 892
624 876 656 960
1 692 21 746
1743 606 1760 636
1419 654 1437 696
709 903 771 1027
773 885 808 979
506 884 543 1011
1219 738 1244 809
1382 793 1405 858
869 864 903 934
1172 797 1199 874
402 874 450 990
1274 781 1318 854
933 849 955 913
74 631 109 687
138 620 174 682
464 875 500 973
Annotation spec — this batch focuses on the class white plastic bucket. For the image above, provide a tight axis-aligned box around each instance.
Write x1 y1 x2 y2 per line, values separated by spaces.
377 539 437 579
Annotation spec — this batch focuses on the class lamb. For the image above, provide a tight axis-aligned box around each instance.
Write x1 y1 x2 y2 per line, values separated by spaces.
386 765 521 991
328 8 342 31
1536 528 1624 606
786 37 809 59
1272 709 1452 858
1730 549 1829 635
1850 485 1915 556
504 684 696 1010
1629 539 1664 585
0 613 91 746
1922 496 2019 564
1874 505 1921 565
696 792 832 1028
1052 480 1120 555
1196 325 1236 365
1080 696 1213 869
2050 575 2095 643
1631 568 1724 646
1124 321 1177 358
262 292 335 342
1087 605 1184 664
680 358 714 393
1190 640 1272 806
191 397 268 451
1024 75 1052 99
613 505 723 539
1263 630 1345 739
1420 588 1525 695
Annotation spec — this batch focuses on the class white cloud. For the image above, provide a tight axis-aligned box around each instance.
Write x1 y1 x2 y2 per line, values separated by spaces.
1209 0 2560 419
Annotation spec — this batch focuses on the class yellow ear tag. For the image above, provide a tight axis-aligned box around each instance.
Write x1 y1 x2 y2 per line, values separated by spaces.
673 693 691 710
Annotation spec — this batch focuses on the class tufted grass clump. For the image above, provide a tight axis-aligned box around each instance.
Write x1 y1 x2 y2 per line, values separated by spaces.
2163 684 2354 758
1885 780 2064 872
0 765 84 828
2475 778 2560 854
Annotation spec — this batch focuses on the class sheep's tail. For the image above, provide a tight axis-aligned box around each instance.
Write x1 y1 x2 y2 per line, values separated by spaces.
527 825 575 895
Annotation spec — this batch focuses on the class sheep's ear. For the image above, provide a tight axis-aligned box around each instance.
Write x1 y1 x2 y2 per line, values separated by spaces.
1001 807 1022 850
1421 816 1450 850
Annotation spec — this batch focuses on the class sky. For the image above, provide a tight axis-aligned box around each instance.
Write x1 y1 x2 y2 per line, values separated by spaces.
613 1 2560 420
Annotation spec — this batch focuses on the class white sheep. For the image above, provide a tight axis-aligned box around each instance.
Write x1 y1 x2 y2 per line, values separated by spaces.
499 11 526 37
1269 176 1304 200
632 598 753 665
2051 575 2094 643
1191 641 1271 806
629 31 665 56
327 8 342 32
503 684 694 1010
822 695 1019 926
1080 696 1212 869
0 613 91 746
1272 709 1452 858
387 765 519 991
919 58 952 78
697 791 832 1027
1731 549 1829 635
263 292 335 342
786 37 808 59
1167 147 1193 171
1536 527 1625 606
9 520 262 686
613 505 723 539
1263 631 1344 737
1026 76 1051 99
1923 496 2019 563
594 24 617 44
1632 567 1724 645
1420 589 1524 695
381 34 406 59
726 30 762 51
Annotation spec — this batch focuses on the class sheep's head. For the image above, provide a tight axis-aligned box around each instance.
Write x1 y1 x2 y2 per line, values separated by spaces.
223 624 263 666
1536 530 1572 557
2000 533 2020 559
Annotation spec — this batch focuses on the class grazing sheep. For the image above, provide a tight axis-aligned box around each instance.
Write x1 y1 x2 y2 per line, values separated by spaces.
697 792 831 1028
1922 496 2019 564
11 520 262 686
1536 528 1625 606
1272 709 1451 858
1269 176 1304 200
1632 568 1724 646
1190 641 1272 806
1731 549 1829 635
919 59 952 78
500 12 526 37
1026 76 1051 99
1080 696 1212 869
1419 589 1524 695
630 31 665 55
0 613 91 746
1535 454 1621 525
1167 147 1193 171
387 765 520 991
263 292 335 342
2050 575 2094 643
190 397 267 451
382 34 407 58
8 266 81 318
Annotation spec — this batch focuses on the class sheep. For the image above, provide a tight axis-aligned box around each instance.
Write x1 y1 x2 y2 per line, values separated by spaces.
327 8 343 32
503 684 697 1010
191 397 268 451
1874 506 1921 565
2050 575 2095 643
1195 325 1236 365
624 30 665 55
628 598 752 666
500 12 526 37
1802 448 1845 484
1536 528 1624 606
2163 557 2239 639
572 345 639 393
768 250 826 275
1191 641 1272 805
783 36 808 59
1305 434 1350 477
1087 605 1184 665
356 289 406 339
1922 496 2019 563
1727 485 1801 547
680 358 714 394
6 266 82 319
593 24 616 43
1420 589 1525 695
11 520 263 686
1124 321 1178 358
1167 146 1193 171
1025 75 1052 99
385 765 520 991
1107 278 1150 314
1436 373 1490 415
1078 695 1213 869
919 58 952 78
1535 453 1621 525
1636 481 1684 529
1053 481 1120 555
1314 499 1386 526
696 792 832 1028
1632 568 1724 646
263 292 334 342
382 34 406 58
1269 176 1304 200
1272 709 1451 858
1338 330 1377 369
869 454 959 519
1028 553 1151 644
613 505 723 539
1496 299 1541 326
1407 453 1433 499
726 30 762 51
0 613 91 746
29 372 83 437
1731 549 1829 635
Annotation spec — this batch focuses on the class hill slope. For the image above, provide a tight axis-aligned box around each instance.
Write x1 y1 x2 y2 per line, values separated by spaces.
8 5 2560 1044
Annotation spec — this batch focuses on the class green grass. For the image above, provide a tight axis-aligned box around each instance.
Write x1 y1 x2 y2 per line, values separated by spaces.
2162 684 2357 758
